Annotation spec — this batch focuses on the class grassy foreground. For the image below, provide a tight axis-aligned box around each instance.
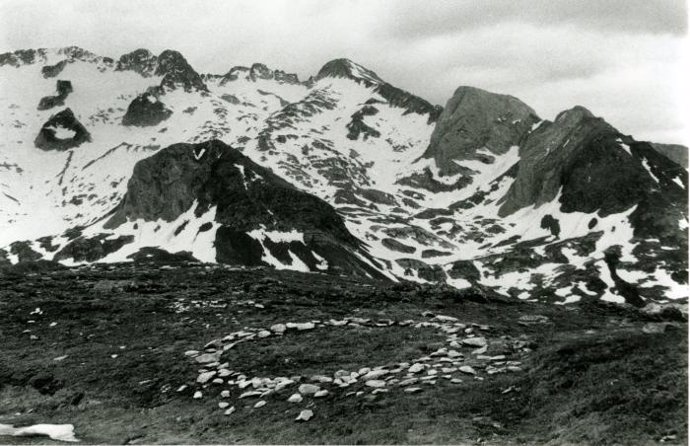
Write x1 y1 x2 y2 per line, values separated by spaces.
0 263 686 445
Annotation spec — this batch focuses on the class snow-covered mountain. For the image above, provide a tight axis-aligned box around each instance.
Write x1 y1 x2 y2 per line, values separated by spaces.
0 46 687 307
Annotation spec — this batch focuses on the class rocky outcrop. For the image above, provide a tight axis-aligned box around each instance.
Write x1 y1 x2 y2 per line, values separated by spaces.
116 49 158 76
34 108 91 151
423 86 540 176
41 60 69 78
0 48 48 67
497 106 686 218
38 80 73 110
155 50 207 92
104 140 385 278
122 93 173 127
219 63 301 85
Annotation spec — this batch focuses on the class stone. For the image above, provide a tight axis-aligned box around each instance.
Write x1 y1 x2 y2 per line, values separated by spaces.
296 409 314 422
409 363 425 374
404 387 423 393
270 323 287 334
196 371 217 384
254 400 266 408
218 402 230 409
218 368 232 377
184 350 199 357
459 366 477 375
288 393 303 403
433 315 458 322
398 378 419 387
362 370 388 380
220 390 230 398
463 337 488 348
298 383 320 395
224 406 236 416
314 390 329 398
195 352 222 364
257 330 271 338
287 322 315 331
193 391 203 399
239 391 262 398
365 380 386 388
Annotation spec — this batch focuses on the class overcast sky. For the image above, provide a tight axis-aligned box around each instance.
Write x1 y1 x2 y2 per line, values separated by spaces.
1 0 687 144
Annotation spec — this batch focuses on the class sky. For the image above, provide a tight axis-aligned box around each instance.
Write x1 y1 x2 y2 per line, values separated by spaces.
1 0 688 144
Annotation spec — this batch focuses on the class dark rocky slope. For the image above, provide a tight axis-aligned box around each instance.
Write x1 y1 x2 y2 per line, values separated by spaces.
99 139 385 277
423 86 540 176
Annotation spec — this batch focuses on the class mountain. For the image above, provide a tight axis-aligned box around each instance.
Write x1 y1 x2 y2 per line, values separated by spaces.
0 46 686 307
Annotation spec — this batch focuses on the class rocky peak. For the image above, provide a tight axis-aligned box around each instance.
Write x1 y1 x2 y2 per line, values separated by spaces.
315 58 384 86
423 86 540 176
496 106 673 217
155 49 208 92
116 48 158 76
249 63 274 80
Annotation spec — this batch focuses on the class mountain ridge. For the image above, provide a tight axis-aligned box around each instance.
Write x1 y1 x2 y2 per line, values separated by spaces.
0 45 686 307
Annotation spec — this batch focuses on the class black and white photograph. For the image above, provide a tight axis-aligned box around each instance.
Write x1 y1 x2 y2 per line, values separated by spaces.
0 0 687 444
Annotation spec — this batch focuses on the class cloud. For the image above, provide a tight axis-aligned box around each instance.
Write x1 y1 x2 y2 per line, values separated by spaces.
0 0 687 144
377 0 688 39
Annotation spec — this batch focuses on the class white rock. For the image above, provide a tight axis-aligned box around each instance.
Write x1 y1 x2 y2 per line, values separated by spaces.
362 370 388 380
404 387 423 393
295 409 314 422
459 366 477 375
197 371 217 384
218 402 230 409
365 380 386 388
314 390 329 398
288 393 303 403
270 323 287 333
221 390 230 398
286 322 315 331
463 337 487 348
298 383 320 395
254 401 266 408
408 363 425 374
258 330 271 338
433 315 458 322
224 406 236 416
218 368 232 377
193 391 203 399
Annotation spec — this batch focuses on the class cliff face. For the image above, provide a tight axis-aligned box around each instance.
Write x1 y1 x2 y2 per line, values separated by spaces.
424 86 540 176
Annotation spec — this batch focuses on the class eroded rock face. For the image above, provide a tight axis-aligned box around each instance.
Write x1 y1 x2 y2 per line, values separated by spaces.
424 86 540 176
34 108 91 151
122 92 172 127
